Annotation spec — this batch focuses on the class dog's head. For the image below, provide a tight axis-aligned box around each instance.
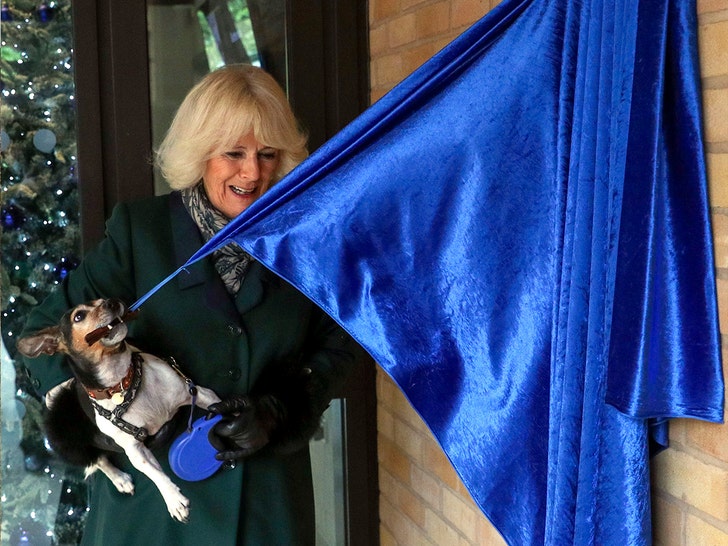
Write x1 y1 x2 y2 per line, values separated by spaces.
17 298 129 363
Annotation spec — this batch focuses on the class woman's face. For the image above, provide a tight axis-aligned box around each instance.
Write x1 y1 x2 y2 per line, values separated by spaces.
202 132 280 219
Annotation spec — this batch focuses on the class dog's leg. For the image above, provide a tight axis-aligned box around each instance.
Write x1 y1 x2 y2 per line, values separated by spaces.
121 442 190 522
88 455 135 495
194 386 221 409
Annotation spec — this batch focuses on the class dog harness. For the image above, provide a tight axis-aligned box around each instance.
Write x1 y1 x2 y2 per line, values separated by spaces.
89 352 148 441
88 353 200 442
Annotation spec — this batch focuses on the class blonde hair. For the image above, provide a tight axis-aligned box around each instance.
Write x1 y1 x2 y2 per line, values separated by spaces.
156 64 308 190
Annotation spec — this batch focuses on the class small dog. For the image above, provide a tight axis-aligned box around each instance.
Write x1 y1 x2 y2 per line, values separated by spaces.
17 298 220 522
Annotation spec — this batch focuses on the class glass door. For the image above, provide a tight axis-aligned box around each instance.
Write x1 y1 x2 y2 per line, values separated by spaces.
1 0 375 542
146 2 348 544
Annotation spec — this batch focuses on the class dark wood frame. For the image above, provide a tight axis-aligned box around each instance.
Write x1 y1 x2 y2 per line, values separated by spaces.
72 0 154 249
71 1 378 544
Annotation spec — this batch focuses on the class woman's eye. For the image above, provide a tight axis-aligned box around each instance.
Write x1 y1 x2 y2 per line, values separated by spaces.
73 311 87 322
258 150 278 161
224 149 277 161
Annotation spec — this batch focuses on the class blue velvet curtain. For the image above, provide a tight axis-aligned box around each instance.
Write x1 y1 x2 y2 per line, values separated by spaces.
133 0 724 543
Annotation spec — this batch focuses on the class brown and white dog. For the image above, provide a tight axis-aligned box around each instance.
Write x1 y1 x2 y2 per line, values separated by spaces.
17 298 220 522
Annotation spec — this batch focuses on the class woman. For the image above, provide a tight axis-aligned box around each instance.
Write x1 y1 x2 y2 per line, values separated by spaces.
20 65 359 545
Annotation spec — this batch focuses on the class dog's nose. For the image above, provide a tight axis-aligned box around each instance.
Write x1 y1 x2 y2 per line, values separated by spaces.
103 298 125 313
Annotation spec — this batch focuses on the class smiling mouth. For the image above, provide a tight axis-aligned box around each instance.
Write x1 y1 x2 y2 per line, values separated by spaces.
230 185 255 196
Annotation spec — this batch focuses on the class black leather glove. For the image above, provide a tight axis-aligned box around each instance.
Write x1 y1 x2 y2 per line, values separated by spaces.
208 395 286 461
208 356 338 459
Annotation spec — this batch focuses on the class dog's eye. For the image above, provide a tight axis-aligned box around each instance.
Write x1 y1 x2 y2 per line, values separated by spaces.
73 311 87 323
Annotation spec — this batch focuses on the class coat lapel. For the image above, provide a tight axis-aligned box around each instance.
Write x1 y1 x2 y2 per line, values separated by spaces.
235 261 264 315
169 191 207 289
168 192 265 317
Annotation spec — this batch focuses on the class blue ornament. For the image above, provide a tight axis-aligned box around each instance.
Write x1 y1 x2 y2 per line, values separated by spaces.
1 204 25 230
33 128 56 153
0 129 9 152
1 3 11 22
54 255 80 281
36 2 54 23
23 452 44 472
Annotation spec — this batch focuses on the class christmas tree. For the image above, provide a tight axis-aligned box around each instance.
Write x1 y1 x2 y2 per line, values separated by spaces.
1 0 80 352
1 0 88 543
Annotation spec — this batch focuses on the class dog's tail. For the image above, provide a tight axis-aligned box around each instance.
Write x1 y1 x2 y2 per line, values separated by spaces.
44 385 116 467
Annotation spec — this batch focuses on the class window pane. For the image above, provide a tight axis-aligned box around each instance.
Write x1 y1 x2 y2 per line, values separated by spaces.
147 0 287 195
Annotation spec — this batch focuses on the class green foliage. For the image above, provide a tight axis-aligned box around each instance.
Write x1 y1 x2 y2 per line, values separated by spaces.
1 0 80 355
197 0 259 70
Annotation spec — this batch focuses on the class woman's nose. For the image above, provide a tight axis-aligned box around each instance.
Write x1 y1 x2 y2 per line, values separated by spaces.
239 156 260 180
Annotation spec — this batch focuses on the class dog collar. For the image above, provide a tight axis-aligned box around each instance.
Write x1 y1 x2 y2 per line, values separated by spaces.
88 353 149 441
86 356 136 401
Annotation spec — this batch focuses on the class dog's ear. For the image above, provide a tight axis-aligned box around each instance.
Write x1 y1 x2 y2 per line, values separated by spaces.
17 327 64 358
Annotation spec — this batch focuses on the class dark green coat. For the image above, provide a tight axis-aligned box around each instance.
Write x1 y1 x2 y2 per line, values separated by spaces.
21 192 358 546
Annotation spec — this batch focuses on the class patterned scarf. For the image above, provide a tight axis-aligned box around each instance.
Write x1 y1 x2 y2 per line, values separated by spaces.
181 183 252 295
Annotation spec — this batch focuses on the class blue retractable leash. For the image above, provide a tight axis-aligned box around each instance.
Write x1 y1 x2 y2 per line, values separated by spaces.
169 414 224 481
159 357 224 482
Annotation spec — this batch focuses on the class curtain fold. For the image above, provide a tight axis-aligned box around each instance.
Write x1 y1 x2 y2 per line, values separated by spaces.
606 0 723 421
132 0 723 543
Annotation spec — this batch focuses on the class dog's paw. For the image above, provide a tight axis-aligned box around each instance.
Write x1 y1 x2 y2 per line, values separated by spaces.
165 489 190 523
110 471 135 495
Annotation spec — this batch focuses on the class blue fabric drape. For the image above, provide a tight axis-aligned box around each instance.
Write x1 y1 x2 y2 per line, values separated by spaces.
132 0 723 543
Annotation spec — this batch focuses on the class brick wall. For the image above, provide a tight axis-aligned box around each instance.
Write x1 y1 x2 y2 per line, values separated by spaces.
651 1 728 544
369 0 728 544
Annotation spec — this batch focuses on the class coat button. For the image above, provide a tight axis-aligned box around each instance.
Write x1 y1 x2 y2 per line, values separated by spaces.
227 369 242 380
226 323 242 337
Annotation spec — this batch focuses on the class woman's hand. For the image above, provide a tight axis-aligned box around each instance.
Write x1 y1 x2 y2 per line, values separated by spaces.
208 395 285 460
